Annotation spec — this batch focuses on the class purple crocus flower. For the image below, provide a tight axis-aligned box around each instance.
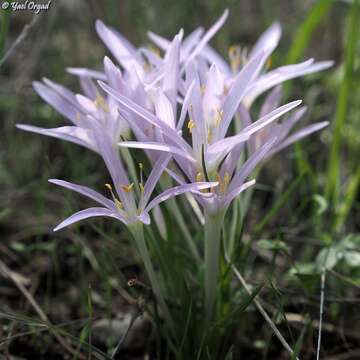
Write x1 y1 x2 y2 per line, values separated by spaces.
147 15 333 107
100 51 302 215
17 59 130 151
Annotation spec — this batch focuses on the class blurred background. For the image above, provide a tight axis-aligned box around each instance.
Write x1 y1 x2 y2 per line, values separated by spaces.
0 0 359 359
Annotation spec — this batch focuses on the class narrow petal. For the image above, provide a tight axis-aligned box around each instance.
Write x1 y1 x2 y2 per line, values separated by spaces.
228 137 277 193
99 81 190 152
206 132 250 156
162 34 180 113
141 153 172 209
182 27 204 58
242 100 302 136
16 124 94 150
54 207 124 231
249 22 281 60
118 141 196 163
222 179 256 209
181 9 229 72
269 121 329 156
220 50 269 138
33 81 80 124
95 20 142 73
201 44 231 75
259 85 283 118
244 60 334 106
152 205 168 239
177 80 195 130
152 89 176 128
144 182 218 212
147 31 171 51
49 179 116 209
67 67 106 80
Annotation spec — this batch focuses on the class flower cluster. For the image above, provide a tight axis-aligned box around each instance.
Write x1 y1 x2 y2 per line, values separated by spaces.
18 9 331 326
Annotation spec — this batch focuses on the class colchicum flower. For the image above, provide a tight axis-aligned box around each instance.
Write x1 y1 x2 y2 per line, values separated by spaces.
18 8 332 333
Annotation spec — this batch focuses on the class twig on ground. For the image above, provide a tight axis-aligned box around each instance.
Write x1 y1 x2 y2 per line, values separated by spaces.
224 250 298 360
0 14 43 68
316 271 326 360
0 260 85 359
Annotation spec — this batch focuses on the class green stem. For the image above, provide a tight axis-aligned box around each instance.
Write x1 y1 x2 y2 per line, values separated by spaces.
129 223 175 335
165 198 201 261
160 176 200 261
204 210 225 323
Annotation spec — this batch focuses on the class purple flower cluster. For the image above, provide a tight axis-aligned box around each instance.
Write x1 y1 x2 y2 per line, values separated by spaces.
18 9 331 230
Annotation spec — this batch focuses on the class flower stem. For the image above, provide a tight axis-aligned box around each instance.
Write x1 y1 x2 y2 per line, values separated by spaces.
204 210 224 323
129 223 175 335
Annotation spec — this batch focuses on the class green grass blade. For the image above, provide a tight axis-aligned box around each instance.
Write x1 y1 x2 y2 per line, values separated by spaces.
286 0 333 180
334 167 360 231
255 172 305 234
0 8 11 59
287 0 333 64
325 0 360 204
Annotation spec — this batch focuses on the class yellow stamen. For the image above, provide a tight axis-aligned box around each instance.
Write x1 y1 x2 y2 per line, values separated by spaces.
207 128 213 144
228 45 241 72
266 57 272 69
148 44 161 57
196 172 203 182
121 183 134 193
115 199 123 210
214 172 231 194
138 163 144 192
105 183 123 209
188 119 196 133
94 92 109 112
139 183 144 193
214 108 224 128
143 61 151 72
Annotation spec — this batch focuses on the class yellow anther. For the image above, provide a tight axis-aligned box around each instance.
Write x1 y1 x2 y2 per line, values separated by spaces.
214 108 224 128
105 183 123 209
138 163 143 169
228 45 240 58
121 183 134 193
266 57 272 69
218 172 230 194
188 119 196 133
139 183 144 193
94 93 109 112
228 45 241 72
196 172 203 182
148 44 161 57
115 199 123 210
207 128 213 144
143 61 151 72
207 129 213 143
223 172 230 185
